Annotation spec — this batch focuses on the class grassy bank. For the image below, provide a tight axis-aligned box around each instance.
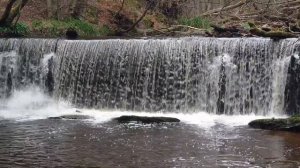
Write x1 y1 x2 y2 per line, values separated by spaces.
0 19 113 38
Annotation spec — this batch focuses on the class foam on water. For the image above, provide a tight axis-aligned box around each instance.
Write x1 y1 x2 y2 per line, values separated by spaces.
0 87 284 128
80 109 277 129
0 86 75 121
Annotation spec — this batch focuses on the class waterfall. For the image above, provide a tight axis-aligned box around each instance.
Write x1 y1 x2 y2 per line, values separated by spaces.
0 37 299 115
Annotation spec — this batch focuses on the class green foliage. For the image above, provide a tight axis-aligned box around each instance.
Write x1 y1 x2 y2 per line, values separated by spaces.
14 23 30 35
290 116 300 123
126 0 140 8
0 23 29 36
0 27 9 33
179 17 211 29
98 25 113 36
32 19 112 37
143 17 154 29
242 22 251 31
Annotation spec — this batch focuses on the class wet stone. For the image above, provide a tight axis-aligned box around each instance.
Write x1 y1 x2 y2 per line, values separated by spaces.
114 115 180 124
48 115 93 120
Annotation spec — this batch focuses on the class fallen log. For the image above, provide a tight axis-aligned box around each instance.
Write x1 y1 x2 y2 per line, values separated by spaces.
249 22 296 39
136 25 206 36
201 0 252 17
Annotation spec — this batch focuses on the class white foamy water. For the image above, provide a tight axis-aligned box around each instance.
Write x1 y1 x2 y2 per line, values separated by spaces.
0 87 75 121
0 87 286 128
79 110 281 129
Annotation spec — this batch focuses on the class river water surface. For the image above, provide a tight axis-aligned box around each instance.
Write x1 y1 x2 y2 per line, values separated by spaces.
0 88 299 168
0 113 300 168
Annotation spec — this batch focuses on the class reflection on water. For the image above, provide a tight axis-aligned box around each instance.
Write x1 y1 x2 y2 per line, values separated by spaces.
0 119 299 168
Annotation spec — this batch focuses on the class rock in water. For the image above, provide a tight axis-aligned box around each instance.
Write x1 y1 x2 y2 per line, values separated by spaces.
75 109 82 113
114 115 180 124
248 117 300 132
48 115 92 120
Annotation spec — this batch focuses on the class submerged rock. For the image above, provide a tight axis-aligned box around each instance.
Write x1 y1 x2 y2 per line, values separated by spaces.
248 117 300 132
114 115 180 124
48 115 92 120
75 110 82 113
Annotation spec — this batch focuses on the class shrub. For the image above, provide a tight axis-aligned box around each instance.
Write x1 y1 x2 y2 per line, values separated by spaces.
0 23 29 37
179 17 211 29
32 19 112 37
14 23 30 35
242 22 251 31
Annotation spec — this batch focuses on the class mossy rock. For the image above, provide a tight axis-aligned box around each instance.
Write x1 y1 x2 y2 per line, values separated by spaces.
248 22 296 39
114 115 180 124
249 117 300 132
251 28 296 39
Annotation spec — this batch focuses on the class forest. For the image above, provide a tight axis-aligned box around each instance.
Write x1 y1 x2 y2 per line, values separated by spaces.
1 0 300 39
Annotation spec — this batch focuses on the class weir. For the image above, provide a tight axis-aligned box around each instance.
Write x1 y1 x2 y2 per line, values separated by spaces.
0 38 299 115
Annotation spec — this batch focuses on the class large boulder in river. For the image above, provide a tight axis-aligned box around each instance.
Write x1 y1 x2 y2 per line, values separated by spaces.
114 115 180 124
248 117 300 132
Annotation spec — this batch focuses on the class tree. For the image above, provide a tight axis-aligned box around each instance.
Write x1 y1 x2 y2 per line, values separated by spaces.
69 0 86 19
0 0 29 27
46 0 58 19
121 0 158 34
46 0 87 20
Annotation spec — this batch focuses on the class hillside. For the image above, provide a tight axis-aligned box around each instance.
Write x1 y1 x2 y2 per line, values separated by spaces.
1 0 172 38
1 0 300 38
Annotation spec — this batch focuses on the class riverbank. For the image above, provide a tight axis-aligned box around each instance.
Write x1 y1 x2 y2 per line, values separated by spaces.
2 0 300 39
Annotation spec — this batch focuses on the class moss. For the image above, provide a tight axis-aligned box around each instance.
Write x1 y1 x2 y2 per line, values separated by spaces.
248 22 256 28
289 116 300 124
248 22 295 39
242 22 251 31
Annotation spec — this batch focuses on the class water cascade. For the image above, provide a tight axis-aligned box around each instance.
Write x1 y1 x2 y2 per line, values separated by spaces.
0 38 299 115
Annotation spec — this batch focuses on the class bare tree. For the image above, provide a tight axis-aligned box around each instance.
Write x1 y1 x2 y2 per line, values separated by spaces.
46 0 58 19
46 0 87 20
69 0 87 19
121 0 158 34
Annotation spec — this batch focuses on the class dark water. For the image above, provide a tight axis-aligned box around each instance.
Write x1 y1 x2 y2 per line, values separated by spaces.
0 119 299 168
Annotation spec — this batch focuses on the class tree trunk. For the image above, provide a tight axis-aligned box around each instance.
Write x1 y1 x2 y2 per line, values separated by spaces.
0 0 18 26
121 0 157 34
6 0 29 25
46 0 58 19
69 0 86 19
0 0 28 27
46 0 53 18
201 0 252 17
